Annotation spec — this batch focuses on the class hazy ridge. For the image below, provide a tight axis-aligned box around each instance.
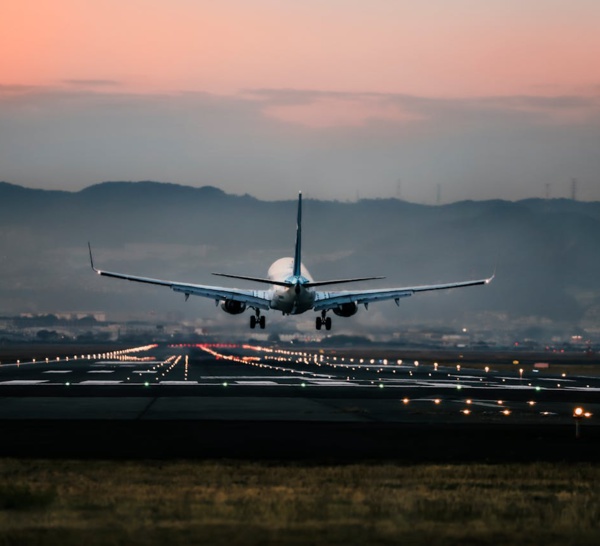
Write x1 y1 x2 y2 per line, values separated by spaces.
1 181 599 337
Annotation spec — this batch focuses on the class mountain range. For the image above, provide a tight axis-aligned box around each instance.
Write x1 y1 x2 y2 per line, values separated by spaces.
1 180 599 340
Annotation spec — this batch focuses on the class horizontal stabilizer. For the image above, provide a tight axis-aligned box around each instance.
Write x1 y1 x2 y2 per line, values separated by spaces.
212 272 385 288
212 272 292 287
305 276 385 288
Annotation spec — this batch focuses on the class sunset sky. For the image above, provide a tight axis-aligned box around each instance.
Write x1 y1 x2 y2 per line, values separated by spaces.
2 0 599 202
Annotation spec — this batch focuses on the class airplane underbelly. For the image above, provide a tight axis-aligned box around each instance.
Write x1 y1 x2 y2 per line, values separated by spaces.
270 288 314 315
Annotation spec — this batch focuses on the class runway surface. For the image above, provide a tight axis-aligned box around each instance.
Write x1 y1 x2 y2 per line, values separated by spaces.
0 342 598 461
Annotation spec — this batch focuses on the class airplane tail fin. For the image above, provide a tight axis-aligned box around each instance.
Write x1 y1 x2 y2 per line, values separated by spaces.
293 192 302 278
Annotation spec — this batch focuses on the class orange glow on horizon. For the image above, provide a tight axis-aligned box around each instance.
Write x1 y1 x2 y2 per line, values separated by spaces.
2 1 599 99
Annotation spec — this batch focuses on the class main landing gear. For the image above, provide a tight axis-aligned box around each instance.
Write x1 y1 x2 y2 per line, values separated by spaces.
315 311 331 331
250 311 266 329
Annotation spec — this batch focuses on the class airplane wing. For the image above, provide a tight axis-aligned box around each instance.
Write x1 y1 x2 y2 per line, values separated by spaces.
313 276 494 311
88 244 271 310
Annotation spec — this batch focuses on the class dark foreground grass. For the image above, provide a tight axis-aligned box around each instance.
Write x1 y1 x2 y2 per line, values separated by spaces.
0 459 599 546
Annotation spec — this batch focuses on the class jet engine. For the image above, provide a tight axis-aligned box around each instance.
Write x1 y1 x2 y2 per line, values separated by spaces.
220 299 247 315
332 302 358 317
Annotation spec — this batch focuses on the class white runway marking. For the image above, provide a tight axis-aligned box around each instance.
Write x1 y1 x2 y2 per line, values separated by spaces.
307 380 361 386
0 380 49 385
132 370 157 374
78 380 122 385
43 370 72 374
235 381 278 385
88 370 115 374
159 381 199 385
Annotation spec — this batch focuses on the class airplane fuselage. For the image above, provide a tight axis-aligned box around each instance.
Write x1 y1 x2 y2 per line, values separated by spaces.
268 257 315 314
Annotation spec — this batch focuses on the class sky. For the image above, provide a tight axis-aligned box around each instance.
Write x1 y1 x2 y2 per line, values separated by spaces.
1 0 600 202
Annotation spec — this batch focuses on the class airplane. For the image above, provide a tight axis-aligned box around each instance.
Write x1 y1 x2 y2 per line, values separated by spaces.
88 192 493 330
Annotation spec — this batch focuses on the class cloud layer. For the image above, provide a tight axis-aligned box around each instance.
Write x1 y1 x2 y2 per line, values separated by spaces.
1 84 599 202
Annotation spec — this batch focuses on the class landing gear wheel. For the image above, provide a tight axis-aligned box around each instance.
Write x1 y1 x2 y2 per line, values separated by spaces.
316 317 322 330
325 317 332 331
259 315 266 329
250 315 257 329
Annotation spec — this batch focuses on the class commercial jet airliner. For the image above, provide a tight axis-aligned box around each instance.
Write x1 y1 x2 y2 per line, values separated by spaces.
89 193 493 330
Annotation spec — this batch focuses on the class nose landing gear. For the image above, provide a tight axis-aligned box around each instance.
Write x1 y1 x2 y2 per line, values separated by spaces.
250 310 266 329
315 311 332 331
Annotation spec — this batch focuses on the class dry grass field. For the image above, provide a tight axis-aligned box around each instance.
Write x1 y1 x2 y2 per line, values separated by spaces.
1 459 599 545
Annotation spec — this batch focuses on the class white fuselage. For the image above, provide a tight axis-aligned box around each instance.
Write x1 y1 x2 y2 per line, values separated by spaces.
267 257 315 314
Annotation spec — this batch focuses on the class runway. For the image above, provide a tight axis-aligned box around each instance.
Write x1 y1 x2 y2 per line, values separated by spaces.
0 342 598 461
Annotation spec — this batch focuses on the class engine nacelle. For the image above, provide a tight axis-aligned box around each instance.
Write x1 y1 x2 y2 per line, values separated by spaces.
332 302 358 317
220 299 247 315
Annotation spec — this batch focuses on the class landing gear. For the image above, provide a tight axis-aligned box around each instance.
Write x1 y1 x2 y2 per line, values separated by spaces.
315 311 332 331
250 311 266 329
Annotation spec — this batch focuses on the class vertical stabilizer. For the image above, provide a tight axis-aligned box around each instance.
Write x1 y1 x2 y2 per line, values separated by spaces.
293 192 302 278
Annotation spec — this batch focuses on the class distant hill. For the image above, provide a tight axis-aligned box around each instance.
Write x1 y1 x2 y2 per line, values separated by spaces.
1 181 599 339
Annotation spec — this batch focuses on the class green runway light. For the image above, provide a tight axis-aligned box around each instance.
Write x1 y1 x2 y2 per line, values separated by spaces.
535 386 541 391
379 383 384 389
301 383 306 387
223 382 228 387
144 382 149 387
456 385 462 390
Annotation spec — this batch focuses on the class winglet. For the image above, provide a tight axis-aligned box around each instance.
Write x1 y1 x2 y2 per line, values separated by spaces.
485 261 497 284
88 242 99 273
292 192 302 278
